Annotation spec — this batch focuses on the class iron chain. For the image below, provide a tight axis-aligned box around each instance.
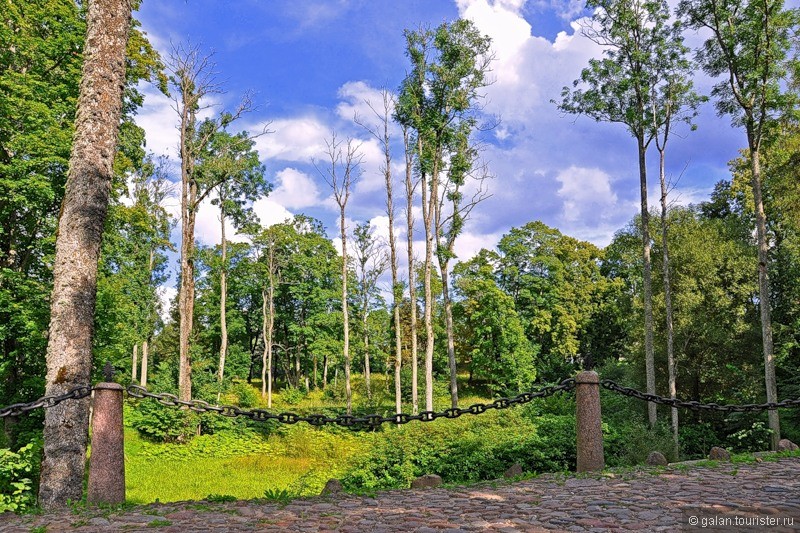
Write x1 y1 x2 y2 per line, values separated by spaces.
126 378 576 430
601 379 800 412
0 385 93 418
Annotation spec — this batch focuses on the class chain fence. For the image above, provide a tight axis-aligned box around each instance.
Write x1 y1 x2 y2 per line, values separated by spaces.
0 385 93 418
4 378 800 426
601 379 800 412
126 378 577 430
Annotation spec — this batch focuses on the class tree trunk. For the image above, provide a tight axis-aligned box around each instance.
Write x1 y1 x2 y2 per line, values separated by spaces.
440 262 458 408
39 0 131 509
217 207 228 402
659 147 678 458
131 343 138 383
404 130 419 415
638 136 656 427
341 208 352 415
363 311 371 400
749 144 779 449
140 339 149 387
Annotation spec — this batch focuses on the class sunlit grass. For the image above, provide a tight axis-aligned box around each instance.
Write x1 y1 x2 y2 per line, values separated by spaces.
124 372 500 504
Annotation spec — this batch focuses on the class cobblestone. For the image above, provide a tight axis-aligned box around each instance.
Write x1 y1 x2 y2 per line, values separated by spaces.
0 457 798 532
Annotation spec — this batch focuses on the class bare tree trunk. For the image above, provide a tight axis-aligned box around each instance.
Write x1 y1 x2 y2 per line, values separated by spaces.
322 354 329 389
749 145 779 449
404 129 419 415
140 339 149 387
132 343 138 383
178 137 197 402
637 137 656 427
217 209 228 402
363 310 371 400
659 147 678 458
420 144 435 412
440 263 458 408
39 0 131 509
341 208 352 414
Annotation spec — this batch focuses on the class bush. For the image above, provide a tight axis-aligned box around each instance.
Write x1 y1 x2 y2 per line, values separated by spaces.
128 397 197 443
0 440 41 513
232 382 259 408
340 410 575 492
280 385 306 406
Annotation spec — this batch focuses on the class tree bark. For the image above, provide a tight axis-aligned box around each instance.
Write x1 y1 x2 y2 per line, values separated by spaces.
420 143 435 412
404 128 419 415
216 206 228 402
341 207 352 415
131 343 138 383
638 136 656 427
39 0 131 509
140 339 149 387
749 144 779 449
659 146 678 458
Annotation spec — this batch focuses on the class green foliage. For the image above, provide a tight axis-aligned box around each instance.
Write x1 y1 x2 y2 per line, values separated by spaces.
232 382 259 408
280 384 306 405
205 493 236 503
340 410 574 492
0 440 41 513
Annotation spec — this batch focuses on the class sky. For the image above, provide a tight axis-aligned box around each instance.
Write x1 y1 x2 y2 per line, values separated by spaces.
131 0 769 300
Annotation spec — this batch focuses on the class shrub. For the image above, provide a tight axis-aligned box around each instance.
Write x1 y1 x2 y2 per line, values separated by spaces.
128 397 197 443
280 385 306 406
233 382 259 408
0 440 41 513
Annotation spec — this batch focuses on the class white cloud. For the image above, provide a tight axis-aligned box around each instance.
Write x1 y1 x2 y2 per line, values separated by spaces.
254 116 330 162
157 285 177 323
252 198 295 228
555 166 637 245
270 167 322 209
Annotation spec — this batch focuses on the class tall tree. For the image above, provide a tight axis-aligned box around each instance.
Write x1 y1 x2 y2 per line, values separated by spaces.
38 0 132 509
352 222 389 401
650 45 703 455
356 90 404 413
402 124 421 414
678 0 799 450
197 129 266 399
557 0 685 426
317 133 361 415
396 19 493 410
168 43 255 401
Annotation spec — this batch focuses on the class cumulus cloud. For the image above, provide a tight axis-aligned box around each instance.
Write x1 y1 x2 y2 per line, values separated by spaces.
270 167 323 209
254 116 330 163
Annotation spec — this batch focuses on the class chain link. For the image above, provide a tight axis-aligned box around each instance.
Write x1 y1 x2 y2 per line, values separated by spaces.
601 379 800 412
0 385 93 418
126 378 576 430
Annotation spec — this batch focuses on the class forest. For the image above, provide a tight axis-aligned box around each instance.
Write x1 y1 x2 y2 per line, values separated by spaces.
1 0 800 511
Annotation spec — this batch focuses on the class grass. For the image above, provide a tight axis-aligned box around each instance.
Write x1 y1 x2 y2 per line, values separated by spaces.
123 373 494 504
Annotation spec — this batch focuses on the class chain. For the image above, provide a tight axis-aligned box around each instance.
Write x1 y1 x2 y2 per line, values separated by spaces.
126 378 576 430
601 379 800 413
0 385 93 418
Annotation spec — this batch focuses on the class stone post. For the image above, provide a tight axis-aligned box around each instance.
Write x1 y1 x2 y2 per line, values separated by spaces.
87 382 125 505
575 370 604 472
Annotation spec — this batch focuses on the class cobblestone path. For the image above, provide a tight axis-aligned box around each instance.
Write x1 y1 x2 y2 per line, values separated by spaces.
2 456 799 532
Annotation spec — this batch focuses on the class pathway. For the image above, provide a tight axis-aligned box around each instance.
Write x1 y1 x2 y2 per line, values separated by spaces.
2 456 799 532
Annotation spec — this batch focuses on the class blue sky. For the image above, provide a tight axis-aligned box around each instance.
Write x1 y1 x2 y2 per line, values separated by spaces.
132 0 772 299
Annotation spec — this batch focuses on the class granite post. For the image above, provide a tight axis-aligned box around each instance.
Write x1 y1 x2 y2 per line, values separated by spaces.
87 382 125 505
575 370 604 472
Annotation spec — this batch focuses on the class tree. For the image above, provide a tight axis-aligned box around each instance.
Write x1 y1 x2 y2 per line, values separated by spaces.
678 0 799 450
316 134 361 414
197 129 267 400
38 0 132 509
557 0 687 426
402 123 421 414
352 222 389 401
649 25 703 457
396 19 493 410
453 252 536 393
168 43 257 401
356 89 404 413
496 221 605 379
